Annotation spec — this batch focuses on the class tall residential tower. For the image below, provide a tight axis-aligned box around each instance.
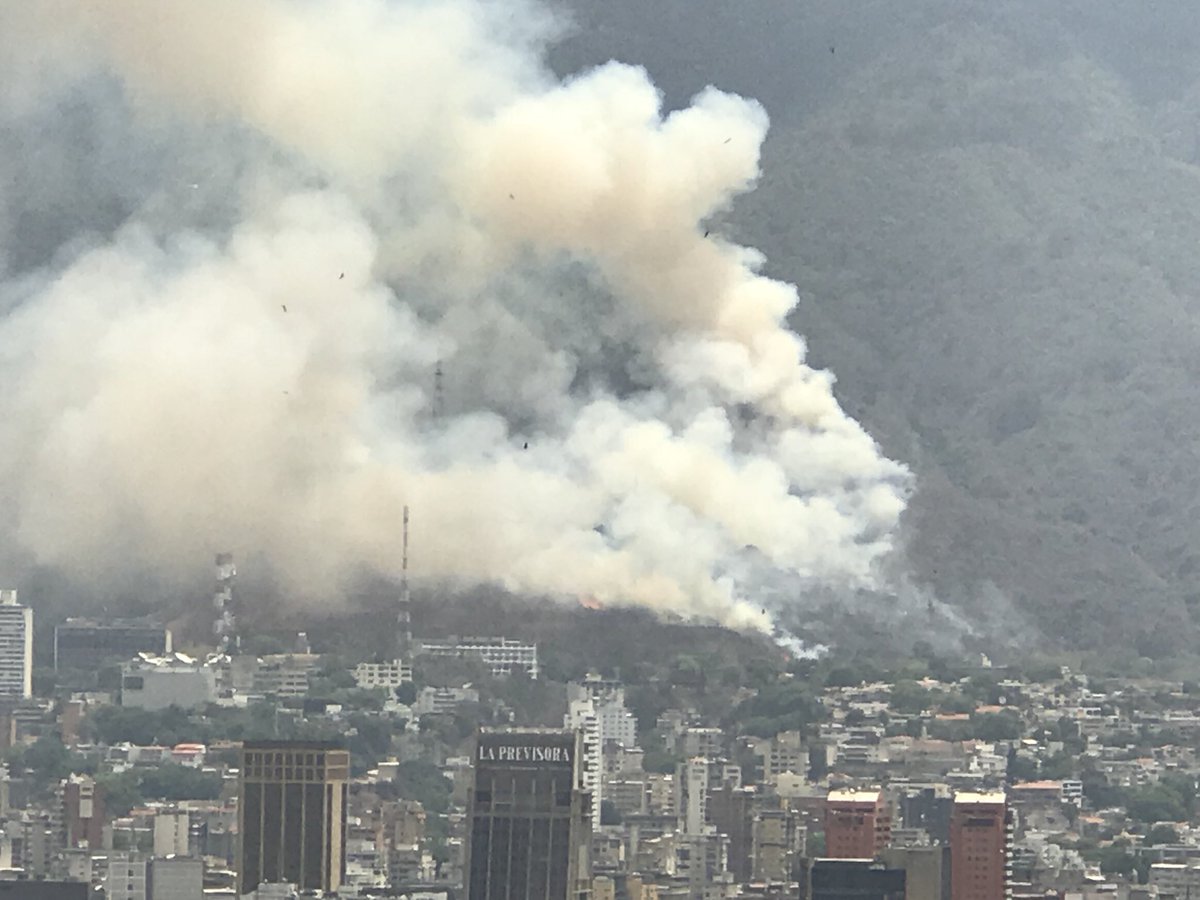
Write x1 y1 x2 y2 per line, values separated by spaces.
0 591 32 699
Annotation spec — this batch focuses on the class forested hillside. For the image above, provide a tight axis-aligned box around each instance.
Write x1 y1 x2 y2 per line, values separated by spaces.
548 0 1200 654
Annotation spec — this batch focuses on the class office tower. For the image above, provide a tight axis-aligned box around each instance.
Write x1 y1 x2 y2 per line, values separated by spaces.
824 789 891 859
0 591 32 699
237 740 350 895
810 859 906 900
709 785 755 881
950 792 1009 900
53 619 170 671
466 728 592 900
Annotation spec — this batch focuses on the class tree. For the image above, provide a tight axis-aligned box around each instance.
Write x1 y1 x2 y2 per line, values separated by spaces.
138 764 223 801
392 760 452 814
96 770 142 817
21 735 71 783
889 680 930 714
1146 824 1181 846
1125 783 1187 824
972 711 1021 741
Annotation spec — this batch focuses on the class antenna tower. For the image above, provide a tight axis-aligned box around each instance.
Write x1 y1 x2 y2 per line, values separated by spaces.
398 506 413 657
433 360 445 421
213 552 237 653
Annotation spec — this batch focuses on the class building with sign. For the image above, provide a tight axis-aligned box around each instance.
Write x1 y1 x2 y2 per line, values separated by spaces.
237 740 350 895
466 728 592 900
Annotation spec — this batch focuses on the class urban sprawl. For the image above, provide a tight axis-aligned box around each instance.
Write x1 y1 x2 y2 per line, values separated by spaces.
1 585 1199 900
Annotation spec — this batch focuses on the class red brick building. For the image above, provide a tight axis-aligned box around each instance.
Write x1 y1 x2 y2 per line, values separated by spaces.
824 789 891 859
950 792 1008 900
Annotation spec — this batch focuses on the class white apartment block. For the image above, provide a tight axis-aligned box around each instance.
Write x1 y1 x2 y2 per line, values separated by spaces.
0 591 32 699
415 636 538 678
354 659 414 690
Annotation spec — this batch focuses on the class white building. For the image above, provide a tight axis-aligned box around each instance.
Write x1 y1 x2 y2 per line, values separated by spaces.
354 659 413 690
565 697 603 829
0 591 32 699
678 757 710 834
567 675 639 749
121 654 217 710
415 636 539 678
153 811 191 857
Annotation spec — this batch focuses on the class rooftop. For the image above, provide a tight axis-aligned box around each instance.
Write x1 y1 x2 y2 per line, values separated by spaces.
955 791 1007 805
827 789 882 803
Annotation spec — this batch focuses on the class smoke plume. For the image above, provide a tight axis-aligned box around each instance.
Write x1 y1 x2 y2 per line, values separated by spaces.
0 0 909 629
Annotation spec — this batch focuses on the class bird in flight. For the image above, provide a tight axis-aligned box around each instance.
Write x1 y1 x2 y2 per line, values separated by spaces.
281 304 287 313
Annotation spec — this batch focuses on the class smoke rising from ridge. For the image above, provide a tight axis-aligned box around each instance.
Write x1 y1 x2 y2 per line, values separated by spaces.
0 0 909 628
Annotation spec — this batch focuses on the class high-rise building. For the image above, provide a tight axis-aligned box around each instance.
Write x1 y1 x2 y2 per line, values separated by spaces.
53 619 170 672
567 675 639 749
824 790 891 859
949 792 1009 900
237 740 349 895
61 774 105 850
678 757 710 835
0 591 32 699
709 785 756 881
565 697 603 830
466 728 592 900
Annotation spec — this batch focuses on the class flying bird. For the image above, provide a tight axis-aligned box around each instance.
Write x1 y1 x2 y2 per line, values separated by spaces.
830 46 836 54
523 442 529 450
281 304 287 313
338 272 344 279
704 230 710 238
723 138 731 144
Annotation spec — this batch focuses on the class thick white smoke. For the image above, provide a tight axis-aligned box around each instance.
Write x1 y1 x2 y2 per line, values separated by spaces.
0 0 909 629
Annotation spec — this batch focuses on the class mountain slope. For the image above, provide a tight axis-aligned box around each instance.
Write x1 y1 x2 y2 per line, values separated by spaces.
548 0 1200 652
